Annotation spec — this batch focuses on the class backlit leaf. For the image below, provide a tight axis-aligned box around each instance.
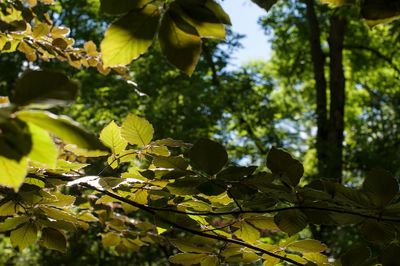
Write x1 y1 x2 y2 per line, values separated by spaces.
0 156 28 191
234 221 260 243
121 114 154 147
173 0 226 39
10 223 38 250
100 121 127 154
40 228 67 252
0 201 17 216
0 216 29 232
169 253 209 265
16 110 107 151
287 240 327 253
159 11 202 76
102 232 121 247
101 5 159 67
27 122 57 168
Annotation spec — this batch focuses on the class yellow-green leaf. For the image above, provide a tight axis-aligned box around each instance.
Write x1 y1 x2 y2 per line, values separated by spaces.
200 255 218 266
28 122 58 168
287 239 327 253
16 110 107 151
234 221 260 244
40 228 67 252
170 239 213 253
102 232 121 247
101 5 159 67
100 121 127 154
0 216 29 232
121 114 154 147
173 0 226 40
10 223 38 250
158 11 202 76
169 253 209 265
0 156 28 191
0 200 17 216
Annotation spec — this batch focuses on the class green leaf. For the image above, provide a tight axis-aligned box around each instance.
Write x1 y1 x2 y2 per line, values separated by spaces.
158 11 202 76
241 193 277 211
0 216 29 232
246 216 279 231
64 144 109 158
302 253 329 265
0 201 17 216
167 176 204 195
102 232 121 247
40 228 67 252
196 181 226 196
101 5 160 67
189 139 228 175
251 0 278 12
27 122 58 168
13 70 78 107
0 156 28 191
274 209 307 235
100 0 151 15
153 156 188 170
121 114 154 147
287 240 327 253
216 166 257 181
361 0 400 21
381 243 400 266
173 0 226 39
234 221 260 243
320 0 354 5
10 223 38 250
16 110 107 151
100 121 127 154
170 239 213 253
267 147 304 186
0 119 32 161
200 255 218 266
40 206 79 224
361 220 396 244
205 0 231 25
362 168 398 207
169 253 209 266
38 219 77 232
341 245 371 266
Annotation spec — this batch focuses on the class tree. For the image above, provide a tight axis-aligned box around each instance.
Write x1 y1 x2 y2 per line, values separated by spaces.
1 0 400 265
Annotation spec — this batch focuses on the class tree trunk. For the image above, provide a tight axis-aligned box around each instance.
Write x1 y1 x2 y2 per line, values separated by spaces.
305 0 347 182
304 0 329 179
327 13 347 182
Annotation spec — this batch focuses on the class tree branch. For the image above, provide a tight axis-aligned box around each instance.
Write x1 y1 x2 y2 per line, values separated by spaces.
80 183 305 266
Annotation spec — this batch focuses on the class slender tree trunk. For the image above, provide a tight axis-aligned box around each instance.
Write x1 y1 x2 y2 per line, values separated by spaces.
327 13 347 182
304 0 329 179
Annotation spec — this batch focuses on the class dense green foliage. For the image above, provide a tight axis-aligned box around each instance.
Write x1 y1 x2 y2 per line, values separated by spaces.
1 0 400 265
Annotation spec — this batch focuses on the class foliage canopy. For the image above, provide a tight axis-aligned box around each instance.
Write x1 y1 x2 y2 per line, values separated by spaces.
0 0 400 265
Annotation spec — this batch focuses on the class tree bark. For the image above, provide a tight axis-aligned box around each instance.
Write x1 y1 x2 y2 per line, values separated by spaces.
327 13 347 182
304 0 329 179
305 1 347 183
